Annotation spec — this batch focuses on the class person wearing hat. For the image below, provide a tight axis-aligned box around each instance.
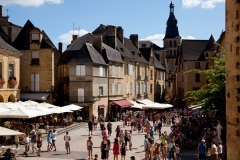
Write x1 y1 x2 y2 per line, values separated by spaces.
198 139 207 160
130 156 135 160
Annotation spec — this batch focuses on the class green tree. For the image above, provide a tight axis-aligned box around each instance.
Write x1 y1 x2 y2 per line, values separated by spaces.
184 47 226 121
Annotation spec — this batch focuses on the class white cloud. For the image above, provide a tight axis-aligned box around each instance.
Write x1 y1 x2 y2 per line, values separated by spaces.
182 35 196 39
0 0 64 7
182 0 225 9
141 34 165 47
58 29 89 44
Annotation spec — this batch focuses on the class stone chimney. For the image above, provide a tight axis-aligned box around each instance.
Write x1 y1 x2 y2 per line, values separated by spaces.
117 26 124 45
58 42 62 54
93 34 102 54
106 25 116 49
130 34 139 49
71 35 79 43
7 26 12 44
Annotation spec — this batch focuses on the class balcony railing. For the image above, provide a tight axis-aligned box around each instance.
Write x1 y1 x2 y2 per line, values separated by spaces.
69 96 94 103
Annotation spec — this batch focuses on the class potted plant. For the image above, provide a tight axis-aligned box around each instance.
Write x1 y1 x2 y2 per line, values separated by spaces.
8 76 17 88
0 76 5 88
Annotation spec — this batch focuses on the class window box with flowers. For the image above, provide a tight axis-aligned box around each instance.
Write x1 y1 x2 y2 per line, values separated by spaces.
0 76 5 88
8 77 17 88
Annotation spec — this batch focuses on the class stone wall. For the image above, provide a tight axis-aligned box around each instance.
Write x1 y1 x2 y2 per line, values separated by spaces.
226 0 240 158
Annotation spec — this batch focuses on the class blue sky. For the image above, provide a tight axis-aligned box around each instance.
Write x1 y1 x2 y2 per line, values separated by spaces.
0 0 225 50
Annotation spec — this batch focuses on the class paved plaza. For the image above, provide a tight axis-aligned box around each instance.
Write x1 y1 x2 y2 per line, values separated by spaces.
13 121 198 160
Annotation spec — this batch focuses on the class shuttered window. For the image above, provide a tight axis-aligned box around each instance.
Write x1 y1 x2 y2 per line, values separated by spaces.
126 83 128 94
32 34 39 41
118 84 121 95
136 82 139 94
144 82 146 94
118 66 121 78
99 66 103 76
76 65 85 76
112 83 115 95
31 73 39 91
112 65 115 77
78 88 84 102
130 82 133 94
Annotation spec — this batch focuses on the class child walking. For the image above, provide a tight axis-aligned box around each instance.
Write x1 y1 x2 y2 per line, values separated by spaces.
120 143 127 160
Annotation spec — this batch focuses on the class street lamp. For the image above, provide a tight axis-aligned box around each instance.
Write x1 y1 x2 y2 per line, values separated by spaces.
208 104 217 118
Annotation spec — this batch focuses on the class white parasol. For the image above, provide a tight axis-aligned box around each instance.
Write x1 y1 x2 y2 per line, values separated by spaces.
0 126 24 136
0 108 44 118
49 107 73 114
62 104 83 111
0 102 25 110
37 102 57 108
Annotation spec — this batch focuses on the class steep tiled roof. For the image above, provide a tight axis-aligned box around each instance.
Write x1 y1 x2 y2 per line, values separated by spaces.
116 38 134 60
154 55 165 70
68 43 106 65
102 43 123 63
66 33 93 51
204 35 217 51
181 39 208 61
0 37 21 54
124 38 148 64
12 20 57 50
139 41 152 48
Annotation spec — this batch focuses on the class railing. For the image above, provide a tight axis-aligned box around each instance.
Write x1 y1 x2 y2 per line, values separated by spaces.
69 96 94 103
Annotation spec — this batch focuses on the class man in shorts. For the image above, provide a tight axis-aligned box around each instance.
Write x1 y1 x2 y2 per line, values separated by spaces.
51 129 57 151
64 131 71 154
31 130 38 154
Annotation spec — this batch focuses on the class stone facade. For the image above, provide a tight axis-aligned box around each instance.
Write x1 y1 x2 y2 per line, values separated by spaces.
226 0 240 159
0 43 21 102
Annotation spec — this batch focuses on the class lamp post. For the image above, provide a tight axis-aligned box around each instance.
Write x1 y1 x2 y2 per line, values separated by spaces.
208 104 217 119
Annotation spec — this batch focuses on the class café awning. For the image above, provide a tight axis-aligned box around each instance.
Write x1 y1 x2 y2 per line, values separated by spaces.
129 101 142 109
98 105 105 109
137 99 155 105
113 100 133 108
20 93 50 101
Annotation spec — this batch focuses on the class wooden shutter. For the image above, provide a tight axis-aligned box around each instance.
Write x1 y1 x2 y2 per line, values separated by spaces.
76 65 80 76
128 64 130 75
78 88 84 102
112 83 115 95
112 65 115 77
144 82 146 94
31 74 34 91
146 82 148 93
136 82 139 94
118 84 121 95
118 66 121 78
130 82 132 94
80 65 85 75
32 52 39 58
99 66 103 76
35 73 40 91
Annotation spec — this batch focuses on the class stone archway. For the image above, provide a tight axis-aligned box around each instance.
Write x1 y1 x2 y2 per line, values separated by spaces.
0 95 4 102
8 94 16 102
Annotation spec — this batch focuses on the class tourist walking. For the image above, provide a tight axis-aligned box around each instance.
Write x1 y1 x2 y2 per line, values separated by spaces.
115 125 120 138
100 137 108 160
210 141 218 160
144 135 149 159
64 131 71 154
198 139 207 160
87 136 93 159
47 130 53 151
31 130 38 154
107 121 112 136
124 130 129 146
23 133 30 157
113 138 120 160
217 141 223 160
102 127 107 138
154 143 161 160
168 139 175 160
93 116 98 130
88 120 93 136
36 134 42 156
51 129 57 151
14 128 19 149
120 143 127 160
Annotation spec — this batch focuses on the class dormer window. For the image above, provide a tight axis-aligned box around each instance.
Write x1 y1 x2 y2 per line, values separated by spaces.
31 34 39 42
120 48 124 52
142 44 147 48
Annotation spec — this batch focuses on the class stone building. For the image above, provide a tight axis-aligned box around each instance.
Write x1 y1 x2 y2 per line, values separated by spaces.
0 37 22 102
12 20 61 103
139 41 166 103
175 35 216 107
226 0 240 158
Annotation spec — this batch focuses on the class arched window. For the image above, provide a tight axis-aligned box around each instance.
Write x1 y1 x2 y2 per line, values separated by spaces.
174 40 177 47
169 40 172 47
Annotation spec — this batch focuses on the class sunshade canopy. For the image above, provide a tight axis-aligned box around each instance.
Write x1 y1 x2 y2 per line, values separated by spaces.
0 127 24 136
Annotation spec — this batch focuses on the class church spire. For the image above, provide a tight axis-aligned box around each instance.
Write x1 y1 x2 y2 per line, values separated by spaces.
164 2 180 39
